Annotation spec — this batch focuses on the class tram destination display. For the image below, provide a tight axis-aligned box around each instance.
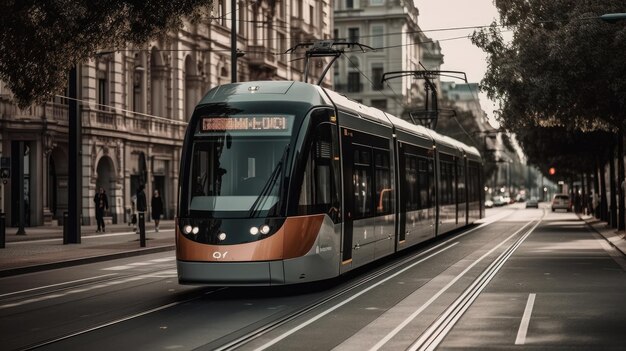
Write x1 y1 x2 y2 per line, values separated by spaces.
201 116 290 132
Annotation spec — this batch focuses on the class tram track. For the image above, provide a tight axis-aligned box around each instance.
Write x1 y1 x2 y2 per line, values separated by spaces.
13 209 522 351
0 265 177 308
208 209 521 350
408 210 545 351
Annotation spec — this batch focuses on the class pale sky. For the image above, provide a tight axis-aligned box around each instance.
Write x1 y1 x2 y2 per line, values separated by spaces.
413 0 502 126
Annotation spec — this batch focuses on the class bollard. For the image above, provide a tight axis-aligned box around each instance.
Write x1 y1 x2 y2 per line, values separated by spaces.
0 212 5 249
139 212 146 247
63 211 69 244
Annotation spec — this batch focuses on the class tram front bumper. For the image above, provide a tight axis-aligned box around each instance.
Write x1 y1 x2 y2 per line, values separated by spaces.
177 260 285 286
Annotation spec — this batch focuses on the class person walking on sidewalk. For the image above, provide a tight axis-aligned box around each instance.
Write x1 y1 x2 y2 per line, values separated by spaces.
94 187 109 233
135 185 147 233
151 189 163 232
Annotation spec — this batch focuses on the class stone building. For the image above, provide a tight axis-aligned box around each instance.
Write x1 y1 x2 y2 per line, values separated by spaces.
333 0 442 118
0 0 332 228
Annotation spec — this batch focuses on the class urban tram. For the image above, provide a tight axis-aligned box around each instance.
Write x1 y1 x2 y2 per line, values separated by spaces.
176 81 484 285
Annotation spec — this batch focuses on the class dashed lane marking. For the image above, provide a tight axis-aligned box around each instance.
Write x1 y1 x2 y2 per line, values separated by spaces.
515 293 536 345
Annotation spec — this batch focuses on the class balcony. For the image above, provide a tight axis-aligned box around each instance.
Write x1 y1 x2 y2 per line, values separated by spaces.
290 17 316 40
247 45 278 79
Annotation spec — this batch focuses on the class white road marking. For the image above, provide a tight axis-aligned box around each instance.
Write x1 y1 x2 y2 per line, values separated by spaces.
102 256 175 271
253 210 517 351
8 229 174 245
0 270 177 309
252 243 459 351
0 274 118 298
515 293 536 345
373 220 536 351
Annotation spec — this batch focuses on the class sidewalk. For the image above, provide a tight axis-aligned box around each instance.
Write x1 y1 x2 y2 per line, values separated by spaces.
580 214 626 256
0 219 176 277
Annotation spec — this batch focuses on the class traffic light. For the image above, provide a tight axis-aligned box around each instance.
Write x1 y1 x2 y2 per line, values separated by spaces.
549 167 556 175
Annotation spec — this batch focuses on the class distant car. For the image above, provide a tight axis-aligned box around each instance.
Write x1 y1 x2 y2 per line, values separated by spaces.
526 198 539 208
551 194 572 212
492 196 506 207
485 199 494 208
502 195 512 204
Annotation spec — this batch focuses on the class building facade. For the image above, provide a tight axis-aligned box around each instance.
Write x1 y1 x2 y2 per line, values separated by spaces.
333 0 442 118
0 0 332 228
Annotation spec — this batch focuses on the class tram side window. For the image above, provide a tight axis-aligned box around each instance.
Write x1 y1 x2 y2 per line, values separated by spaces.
450 162 457 205
353 146 373 219
405 155 419 211
429 159 436 206
418 158 430 209
468 164 479 202
440 162 448 205
458 164 466 203
441 161 456 206
297 124 339 215
375 149 392 215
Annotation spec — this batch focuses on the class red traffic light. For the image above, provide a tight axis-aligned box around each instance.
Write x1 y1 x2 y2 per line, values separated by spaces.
549 167 556 175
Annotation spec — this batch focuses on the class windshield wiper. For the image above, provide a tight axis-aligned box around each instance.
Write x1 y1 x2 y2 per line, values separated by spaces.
248 145 290 217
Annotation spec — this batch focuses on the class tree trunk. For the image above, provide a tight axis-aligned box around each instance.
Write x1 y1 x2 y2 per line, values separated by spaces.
581 171 587 215
610 145 617 228
618 129 624 231
586 171 593 216
599 158 608 222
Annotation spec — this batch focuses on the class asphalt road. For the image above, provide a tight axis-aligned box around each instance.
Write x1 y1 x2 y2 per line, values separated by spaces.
2 204 626 350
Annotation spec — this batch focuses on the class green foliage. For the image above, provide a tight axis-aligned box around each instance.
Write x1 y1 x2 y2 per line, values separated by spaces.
0 0 212 108
516 126 614 180
472 0 626 131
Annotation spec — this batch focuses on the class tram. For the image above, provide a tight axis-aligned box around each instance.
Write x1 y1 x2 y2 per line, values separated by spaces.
176 81 484 285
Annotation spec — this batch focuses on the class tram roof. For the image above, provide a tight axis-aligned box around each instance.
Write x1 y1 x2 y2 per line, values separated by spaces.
198 80 332 106
197 81 480 159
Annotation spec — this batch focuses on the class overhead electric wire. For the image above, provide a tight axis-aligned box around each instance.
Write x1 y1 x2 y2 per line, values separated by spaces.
54 95 189 126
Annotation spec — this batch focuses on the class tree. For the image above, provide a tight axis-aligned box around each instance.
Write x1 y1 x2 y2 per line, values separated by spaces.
473 0 626 227
0 0 212 108
473 0 626 131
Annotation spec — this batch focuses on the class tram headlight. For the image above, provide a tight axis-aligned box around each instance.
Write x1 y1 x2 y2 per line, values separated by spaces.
249 226 259 235
183 225 193 234
192 227 199 235
260 224 270 235
218 232 227 241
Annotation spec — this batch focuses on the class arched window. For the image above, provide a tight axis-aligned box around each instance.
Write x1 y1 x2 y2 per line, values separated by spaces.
150 48 166 117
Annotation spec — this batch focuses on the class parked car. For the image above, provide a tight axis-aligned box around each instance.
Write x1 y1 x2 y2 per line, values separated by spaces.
485 199 494 208
526 198 539 208
492 196 506 207
551 194 572 212
502 195 512 204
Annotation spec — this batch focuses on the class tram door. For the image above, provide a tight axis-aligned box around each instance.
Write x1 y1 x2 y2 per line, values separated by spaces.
340 127 355 265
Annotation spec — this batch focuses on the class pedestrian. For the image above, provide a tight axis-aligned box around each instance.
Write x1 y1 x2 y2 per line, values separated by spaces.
135 185 147 233
592 191 600 218
151 189 163 232
94 187 109 233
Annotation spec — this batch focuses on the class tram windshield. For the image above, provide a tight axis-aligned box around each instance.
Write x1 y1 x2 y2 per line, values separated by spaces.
189 135 290 218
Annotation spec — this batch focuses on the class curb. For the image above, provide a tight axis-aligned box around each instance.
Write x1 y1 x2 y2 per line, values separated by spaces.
0 245 175 278
578 214 626 257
